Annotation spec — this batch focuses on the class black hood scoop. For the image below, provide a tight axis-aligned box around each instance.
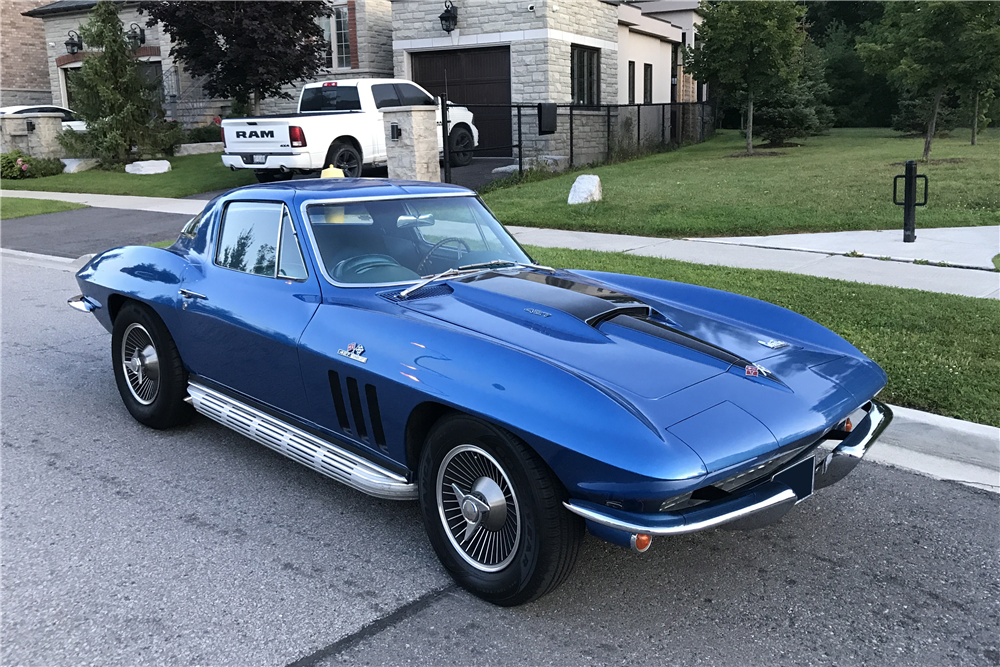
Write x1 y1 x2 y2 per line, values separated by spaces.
459 270 652 327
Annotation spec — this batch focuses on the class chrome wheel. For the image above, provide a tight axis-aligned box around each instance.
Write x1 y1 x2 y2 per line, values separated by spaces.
120 323 159 406
437 444 520 572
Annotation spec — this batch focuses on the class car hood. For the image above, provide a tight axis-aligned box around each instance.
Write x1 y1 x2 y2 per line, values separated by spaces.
393 269 884 461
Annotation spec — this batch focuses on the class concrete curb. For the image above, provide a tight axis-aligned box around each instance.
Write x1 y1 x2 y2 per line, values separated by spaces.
0 189 203 216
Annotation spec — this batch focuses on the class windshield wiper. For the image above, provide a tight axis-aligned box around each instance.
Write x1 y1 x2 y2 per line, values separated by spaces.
458 259 556 273
398 260 556 300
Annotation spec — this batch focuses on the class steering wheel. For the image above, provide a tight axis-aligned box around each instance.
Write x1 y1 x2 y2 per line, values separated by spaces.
416 237 471 274
333 254 406 281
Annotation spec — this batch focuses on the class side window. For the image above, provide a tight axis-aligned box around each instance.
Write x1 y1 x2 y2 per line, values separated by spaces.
216 201 282 277
277 206 308 280
371 83 400 109
394 83 435 106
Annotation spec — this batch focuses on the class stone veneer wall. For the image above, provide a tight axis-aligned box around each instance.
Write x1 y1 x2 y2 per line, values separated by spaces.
1 1 53 105
259 0 394 116
382 105 439 182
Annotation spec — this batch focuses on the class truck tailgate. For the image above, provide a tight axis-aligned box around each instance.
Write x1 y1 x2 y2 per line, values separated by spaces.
222 120 292 154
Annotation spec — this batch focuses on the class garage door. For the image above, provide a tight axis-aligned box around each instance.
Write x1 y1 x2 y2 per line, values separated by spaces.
410 46 511 157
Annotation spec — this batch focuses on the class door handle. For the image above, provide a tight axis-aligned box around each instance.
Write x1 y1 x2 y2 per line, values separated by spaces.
179 289 207 300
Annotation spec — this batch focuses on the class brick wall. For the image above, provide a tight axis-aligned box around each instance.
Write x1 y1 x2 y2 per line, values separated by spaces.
1 0 53 105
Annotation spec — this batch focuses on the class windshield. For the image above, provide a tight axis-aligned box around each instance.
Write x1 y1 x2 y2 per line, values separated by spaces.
306 196 531 285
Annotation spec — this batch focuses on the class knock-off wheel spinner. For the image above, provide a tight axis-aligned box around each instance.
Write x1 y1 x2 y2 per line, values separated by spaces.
437 445 520 572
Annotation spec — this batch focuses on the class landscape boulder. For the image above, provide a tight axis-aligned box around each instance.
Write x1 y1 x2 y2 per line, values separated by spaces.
568 174 602 205
125 159 171 175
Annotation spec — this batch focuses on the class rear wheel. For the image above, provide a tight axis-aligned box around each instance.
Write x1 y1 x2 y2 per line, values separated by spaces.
111 302 193 429
325 142 362 177
418 414 583 606
448 126 474 167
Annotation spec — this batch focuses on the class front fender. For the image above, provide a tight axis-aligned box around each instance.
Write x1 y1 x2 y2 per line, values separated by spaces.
297 304 708 503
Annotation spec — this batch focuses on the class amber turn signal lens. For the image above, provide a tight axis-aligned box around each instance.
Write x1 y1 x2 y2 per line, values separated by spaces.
845 418 853 433
633 533 652 552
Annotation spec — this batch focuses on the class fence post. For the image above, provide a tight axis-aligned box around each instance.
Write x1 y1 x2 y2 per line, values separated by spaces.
606 105 611 161
636 104 641 153
440 96 451 184
569 105 574 169
517 105 523 177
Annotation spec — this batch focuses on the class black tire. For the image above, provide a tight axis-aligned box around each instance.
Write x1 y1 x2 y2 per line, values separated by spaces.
325 142 363 177
111 302 193 429
448 126 474 167
418 414 584 606
253 169 292 183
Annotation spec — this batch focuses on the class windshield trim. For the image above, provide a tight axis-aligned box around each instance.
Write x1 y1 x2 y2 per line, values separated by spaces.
298 193 521 289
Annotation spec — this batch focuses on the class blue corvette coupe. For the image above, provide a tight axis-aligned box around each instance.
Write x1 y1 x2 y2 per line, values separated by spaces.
70 179 891 605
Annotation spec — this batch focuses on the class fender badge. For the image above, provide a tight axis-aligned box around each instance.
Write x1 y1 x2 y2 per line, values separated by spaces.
746 363 772 378
524 308 551 318
745 364 759 377
758 339 789 349
338 342 367 363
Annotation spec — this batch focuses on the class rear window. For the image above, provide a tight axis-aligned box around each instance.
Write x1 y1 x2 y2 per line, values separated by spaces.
300 86 361 112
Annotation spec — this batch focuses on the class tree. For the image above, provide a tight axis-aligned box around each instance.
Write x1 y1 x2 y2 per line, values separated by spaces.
754 38 833 146
857 2 991 158
139 1 329 115
60 0 167 167
685 1 806 155
953 3 1000 144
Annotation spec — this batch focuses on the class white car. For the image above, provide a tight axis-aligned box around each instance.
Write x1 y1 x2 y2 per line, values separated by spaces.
221 79 478 182
0 105 86 132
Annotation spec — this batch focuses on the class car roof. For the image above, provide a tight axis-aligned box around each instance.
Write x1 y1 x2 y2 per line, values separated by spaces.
300 79 416 90
219 178 474 204
0 105 71 113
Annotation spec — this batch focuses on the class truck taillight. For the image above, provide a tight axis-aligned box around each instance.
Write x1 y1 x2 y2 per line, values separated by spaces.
220 127 226 148
290 126 307 148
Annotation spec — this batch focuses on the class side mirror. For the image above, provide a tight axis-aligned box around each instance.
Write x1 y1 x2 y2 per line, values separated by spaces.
397 213 435 228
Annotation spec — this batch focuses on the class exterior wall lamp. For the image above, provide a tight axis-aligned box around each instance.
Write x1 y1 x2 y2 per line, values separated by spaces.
127 23 146 48
439 1 458 33
64 30 83 55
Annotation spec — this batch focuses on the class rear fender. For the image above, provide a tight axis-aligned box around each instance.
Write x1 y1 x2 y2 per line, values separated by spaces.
75 245 191 334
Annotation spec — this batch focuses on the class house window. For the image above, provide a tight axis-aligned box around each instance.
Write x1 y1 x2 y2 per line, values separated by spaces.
627 61 635 104
571 45 600 106
644 63 653 104
321 6 352 69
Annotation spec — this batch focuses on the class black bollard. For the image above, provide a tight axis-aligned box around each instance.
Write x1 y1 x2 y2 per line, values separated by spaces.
893 159 928 243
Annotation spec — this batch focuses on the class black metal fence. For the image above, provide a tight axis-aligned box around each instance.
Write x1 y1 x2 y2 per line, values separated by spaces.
441 101 715 183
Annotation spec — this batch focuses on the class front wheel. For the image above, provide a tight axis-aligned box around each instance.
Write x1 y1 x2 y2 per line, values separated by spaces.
418 414 583 606
111 302 193 429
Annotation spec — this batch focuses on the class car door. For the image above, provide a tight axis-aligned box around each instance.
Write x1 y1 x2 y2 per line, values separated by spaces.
176 199 321 415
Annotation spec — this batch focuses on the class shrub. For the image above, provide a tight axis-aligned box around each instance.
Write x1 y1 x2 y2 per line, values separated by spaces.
185 123 223 144
1 150 65 179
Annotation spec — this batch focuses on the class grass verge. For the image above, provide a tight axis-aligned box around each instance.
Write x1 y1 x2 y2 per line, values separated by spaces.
0 197 86 219
485 128 1000 238
528 246 1000 428
0 152 255 198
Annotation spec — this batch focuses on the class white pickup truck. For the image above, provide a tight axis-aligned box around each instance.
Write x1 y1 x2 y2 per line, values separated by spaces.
221 79 478 182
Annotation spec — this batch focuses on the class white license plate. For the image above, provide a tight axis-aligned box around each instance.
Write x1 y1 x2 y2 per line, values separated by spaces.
252 154 267 164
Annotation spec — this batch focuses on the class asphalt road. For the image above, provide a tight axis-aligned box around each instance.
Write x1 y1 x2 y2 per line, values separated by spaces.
2 257 998 667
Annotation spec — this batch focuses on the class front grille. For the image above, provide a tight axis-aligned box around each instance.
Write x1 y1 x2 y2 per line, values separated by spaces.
659 444 818 513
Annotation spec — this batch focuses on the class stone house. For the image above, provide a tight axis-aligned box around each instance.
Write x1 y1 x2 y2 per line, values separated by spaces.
17 0 704 160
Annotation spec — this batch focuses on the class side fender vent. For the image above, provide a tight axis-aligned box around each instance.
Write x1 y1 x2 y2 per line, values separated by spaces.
346 377 369 443
328 370 352 435
365 384 388 452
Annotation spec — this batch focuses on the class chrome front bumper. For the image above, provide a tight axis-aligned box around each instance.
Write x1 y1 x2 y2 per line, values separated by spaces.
565 400 893 539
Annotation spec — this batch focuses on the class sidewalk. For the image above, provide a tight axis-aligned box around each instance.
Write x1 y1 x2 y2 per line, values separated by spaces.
3 189 997 299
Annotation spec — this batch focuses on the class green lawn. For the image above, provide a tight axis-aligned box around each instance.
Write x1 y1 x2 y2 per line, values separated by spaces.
0 152 255 198
528 246 1000 428
0 197 86 219
485 128 1000 238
